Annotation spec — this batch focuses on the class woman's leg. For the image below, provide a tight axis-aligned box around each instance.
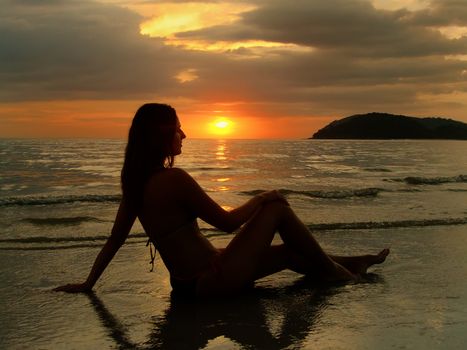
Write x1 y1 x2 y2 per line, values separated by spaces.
250 203 389 276
250 244 326 280
329 249 390 275
197 201 355 296
247 246 391 280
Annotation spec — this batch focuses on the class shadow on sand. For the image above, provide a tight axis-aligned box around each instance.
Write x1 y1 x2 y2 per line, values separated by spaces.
87 275 384 349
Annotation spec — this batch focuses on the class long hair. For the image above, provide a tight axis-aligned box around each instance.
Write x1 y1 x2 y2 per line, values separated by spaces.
121 103 177 212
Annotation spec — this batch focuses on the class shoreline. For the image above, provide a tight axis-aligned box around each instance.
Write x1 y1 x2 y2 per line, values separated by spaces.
2 225 467 349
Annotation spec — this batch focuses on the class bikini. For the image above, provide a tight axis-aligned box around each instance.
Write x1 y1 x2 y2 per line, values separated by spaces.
146 219 222 298
169 274 199 298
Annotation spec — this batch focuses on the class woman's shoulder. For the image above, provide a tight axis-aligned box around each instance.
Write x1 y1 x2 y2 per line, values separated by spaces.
146 167 193 188
164 167 192 179
143 167 200 207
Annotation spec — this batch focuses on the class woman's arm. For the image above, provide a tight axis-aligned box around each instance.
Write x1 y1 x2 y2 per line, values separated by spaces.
224 190 288 231
53 199 136 293
174 168 287 233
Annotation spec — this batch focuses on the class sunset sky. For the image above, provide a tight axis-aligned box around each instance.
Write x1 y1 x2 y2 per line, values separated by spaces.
1 0 467 139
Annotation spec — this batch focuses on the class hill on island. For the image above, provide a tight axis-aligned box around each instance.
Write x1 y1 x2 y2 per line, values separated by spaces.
311 112 467 140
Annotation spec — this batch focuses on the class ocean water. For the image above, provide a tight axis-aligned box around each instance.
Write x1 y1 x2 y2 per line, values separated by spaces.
1 138 467 349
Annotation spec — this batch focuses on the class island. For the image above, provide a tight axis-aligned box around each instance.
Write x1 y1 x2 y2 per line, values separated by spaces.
311 112 467 140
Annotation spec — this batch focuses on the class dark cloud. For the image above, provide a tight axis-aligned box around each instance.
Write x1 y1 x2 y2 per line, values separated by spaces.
177 0 467 57
170 0 467 118
1 0 466 122
407 0 467 26
0 0 198 101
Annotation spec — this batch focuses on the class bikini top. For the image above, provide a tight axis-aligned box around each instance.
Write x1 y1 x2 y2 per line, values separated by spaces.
146 218 197 271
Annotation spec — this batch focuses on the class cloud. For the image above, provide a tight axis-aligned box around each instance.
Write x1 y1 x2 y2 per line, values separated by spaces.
0 0 200 101
169 0 467 117
176 0 467 58
1 0 466 125
407 0 467 26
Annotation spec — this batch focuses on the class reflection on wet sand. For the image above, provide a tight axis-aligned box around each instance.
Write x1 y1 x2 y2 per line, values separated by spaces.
87 279 344 349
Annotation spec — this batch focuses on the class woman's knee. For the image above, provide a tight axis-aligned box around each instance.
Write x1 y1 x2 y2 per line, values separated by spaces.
258 200 294 227
260 199 290 217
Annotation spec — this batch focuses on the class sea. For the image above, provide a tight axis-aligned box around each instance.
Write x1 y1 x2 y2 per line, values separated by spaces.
1 138 467 349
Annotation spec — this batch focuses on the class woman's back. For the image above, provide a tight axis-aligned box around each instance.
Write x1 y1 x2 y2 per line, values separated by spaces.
138 168 219 279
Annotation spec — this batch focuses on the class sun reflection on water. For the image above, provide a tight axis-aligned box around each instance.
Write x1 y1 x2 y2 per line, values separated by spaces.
213 140 231 192
216 142 228 161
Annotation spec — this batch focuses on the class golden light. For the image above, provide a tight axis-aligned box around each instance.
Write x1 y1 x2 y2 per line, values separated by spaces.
139 3 255 39
159 38 312 54
137 2 311 54
437 26 467 39
215 120 229 129
208 117 234 137
175 69 198 83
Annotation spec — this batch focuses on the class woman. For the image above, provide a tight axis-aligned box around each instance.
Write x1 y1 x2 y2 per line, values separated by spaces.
54 103 389 297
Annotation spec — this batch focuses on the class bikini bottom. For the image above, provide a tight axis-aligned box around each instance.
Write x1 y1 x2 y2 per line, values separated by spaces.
170 253 223 299
170 275 198 298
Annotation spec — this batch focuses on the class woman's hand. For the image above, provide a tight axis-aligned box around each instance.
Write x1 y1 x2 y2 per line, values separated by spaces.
258 190 289 206
53 282 92 294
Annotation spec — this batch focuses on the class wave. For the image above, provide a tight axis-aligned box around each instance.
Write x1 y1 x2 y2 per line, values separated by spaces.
0 232 147 244
2 187 383 208
191 166 233 171
0 232 148 250
205 217 467 234
363 168 392 172
306 217 467 231
20 216 106 226
0 243 109 251
0 194 121 207
241 188 383 199
2 217 466 250
389 174 467 185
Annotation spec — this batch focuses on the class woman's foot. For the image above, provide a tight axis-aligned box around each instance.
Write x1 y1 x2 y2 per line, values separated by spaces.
341 248 390 275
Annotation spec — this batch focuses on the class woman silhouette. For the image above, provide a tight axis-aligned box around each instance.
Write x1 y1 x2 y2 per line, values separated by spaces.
54 103 389 297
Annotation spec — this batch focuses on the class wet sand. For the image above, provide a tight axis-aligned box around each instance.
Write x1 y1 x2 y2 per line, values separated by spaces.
1 225 467 349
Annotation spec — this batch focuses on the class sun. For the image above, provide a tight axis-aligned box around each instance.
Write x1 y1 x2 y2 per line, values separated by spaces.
208 117 234 136
215 120 229 129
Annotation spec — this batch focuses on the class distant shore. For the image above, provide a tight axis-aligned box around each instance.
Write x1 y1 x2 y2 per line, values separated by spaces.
311 112 467 140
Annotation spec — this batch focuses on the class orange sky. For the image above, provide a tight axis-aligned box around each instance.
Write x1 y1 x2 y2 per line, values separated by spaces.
1 0 467 139
0 100 331 139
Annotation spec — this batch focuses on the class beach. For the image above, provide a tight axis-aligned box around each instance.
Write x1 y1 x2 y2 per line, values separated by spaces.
1 139 467 349
2 226 467 349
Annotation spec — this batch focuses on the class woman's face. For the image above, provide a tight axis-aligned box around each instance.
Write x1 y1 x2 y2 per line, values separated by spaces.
171 118 186 155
